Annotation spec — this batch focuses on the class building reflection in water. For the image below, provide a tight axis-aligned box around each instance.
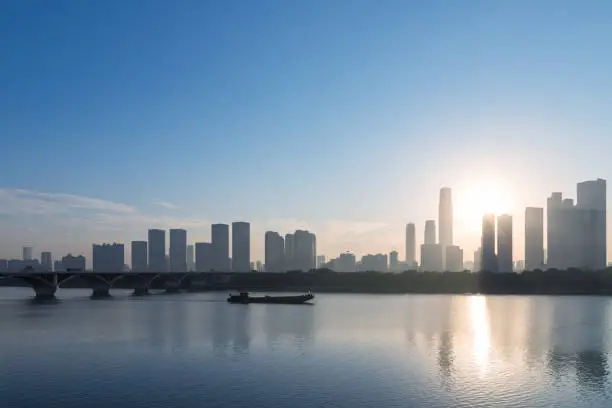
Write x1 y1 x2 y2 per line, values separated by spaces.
264 304 315 349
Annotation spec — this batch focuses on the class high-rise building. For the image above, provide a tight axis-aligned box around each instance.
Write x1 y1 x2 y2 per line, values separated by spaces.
22 246 32 261
232 222 251 272
439 187 453 269
424 220 436 245
525 207 544 271
420 244 443 272
131 241 148 272
445 245 463 272
294 230 316 271
334 252 357 272
93 243 124 272
481 214 497 272
284 233 295 270
497 214 513 272
316 255 326 268
577 178 606 269
473 248 482 272
255 261 263 272
389 250 399 272
264 231 284 273
359 253 388 272
40 252 52 271
211 224 230 271
61 254 86 271
169 229 187 272
186 245 195 271
195 242 213 272
0 259 8 272
148 229 166 272
405 223 416 265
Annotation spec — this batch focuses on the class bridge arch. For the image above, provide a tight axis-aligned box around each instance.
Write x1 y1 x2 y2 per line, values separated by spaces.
7 274 55 287
109 273 149 288
58 274 110 288
145 274 162 290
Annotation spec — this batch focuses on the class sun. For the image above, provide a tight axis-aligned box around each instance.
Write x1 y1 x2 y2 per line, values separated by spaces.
454 181 512 232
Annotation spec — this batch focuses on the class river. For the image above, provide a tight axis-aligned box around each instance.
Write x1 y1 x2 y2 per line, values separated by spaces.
1 287 611 407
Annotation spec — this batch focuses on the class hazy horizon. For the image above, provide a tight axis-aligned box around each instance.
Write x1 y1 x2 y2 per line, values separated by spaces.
2 1 612 264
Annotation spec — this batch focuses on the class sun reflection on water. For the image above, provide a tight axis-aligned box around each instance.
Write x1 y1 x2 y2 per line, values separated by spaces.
469 295 492 375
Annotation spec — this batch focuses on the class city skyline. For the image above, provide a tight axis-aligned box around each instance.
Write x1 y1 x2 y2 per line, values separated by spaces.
3 3 612 264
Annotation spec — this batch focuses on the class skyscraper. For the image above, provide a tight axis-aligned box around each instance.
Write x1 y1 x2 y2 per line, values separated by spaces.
439 187 453 254
497 214 513 273
424 220 436 245
264 231 284 273
405 223 416 266
525 207 544 271
41 252 52 271
186 244 195 271
445 245 463 272
195 242 213 272
148 229 166 272
481 214 497 272
232 222 251 272
577 178 606 269
294 230 316 272
420 243 443 272
22 246 32 261
389 250 399 272
211 224 230 271
169 229 187 272
93 243 124 272
284 233 295 271
131 241 148 272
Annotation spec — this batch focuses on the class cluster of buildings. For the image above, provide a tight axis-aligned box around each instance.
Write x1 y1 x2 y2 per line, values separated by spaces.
477 178 607 272
1 178 606 274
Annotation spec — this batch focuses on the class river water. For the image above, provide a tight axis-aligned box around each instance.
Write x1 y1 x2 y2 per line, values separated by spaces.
1 287 612 407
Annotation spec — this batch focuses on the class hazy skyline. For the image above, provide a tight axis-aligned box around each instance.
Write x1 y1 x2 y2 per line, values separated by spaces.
2 1 612 262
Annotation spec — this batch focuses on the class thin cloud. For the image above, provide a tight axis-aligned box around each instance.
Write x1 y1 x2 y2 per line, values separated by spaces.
154 200 180 210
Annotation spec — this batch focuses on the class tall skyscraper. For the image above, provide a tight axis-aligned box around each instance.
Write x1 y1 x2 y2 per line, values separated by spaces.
195 242 213 272
131 241 148 272
294 230 316 271
93 243 124 272
40 252 52 271
186 245 195 271
169 229 187 272
405 223 416 265
211 224 230 271
577 178 606 269
525 207 544 271
22 246 32 261
284 233 295 270
439 187 453 247
389 250 399 272
232 222 251 272
481 214 497 272
445 245 463 272
424 220 436 245
497 214 513 272
420 244 443 272
148 229 166 272
265 231 284 272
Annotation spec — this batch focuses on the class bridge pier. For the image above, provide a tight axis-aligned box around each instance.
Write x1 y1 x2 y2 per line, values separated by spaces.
91 286 111 299
33 284 57 300
132 287 150 296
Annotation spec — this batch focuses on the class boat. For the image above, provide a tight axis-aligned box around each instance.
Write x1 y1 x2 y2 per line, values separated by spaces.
227 290 314 304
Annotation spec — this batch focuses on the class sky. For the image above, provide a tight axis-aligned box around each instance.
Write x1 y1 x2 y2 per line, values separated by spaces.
1 0 612 265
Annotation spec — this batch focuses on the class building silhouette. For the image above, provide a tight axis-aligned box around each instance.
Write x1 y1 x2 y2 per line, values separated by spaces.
445 245 463 272
195 242 212 272
264 231 284 273
284 233 295 270
232 222 251 272
481 214 497 272
359 253 388 272
577 179 606 270
169 229 187 272
424 220 436 245
186 244 195 272
211 224 230 271
40 252 52 271
421 244 443 272
439 187 453 268
389 250 399 272
497 214 513 272
131 241 148 272
525 207 544 270
294 230 316 271
22 246 32 261
148 229 166 272
405 223 416 266
316 255 326 268
93 243 124 272
333 252 357 272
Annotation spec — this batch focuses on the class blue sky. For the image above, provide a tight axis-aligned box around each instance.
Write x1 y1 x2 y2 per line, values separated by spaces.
1 0 612 264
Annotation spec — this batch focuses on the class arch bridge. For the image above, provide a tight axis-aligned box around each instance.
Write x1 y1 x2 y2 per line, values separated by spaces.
0 271 234 300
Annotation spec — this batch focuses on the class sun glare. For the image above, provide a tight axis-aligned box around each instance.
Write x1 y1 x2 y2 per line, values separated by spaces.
455 181 512 232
